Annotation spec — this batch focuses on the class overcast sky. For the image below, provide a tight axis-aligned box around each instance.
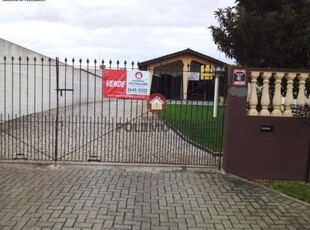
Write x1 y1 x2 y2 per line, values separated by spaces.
0 0 236 64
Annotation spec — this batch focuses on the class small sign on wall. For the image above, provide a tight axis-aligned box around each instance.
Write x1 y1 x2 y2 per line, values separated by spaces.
188 72 200 81
233 69 246 86
200 65 214 80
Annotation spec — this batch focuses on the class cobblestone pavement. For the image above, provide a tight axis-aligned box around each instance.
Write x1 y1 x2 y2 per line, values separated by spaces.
0 163 310 230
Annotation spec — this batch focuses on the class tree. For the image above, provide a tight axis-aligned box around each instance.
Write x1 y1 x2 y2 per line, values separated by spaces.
209 0 310 69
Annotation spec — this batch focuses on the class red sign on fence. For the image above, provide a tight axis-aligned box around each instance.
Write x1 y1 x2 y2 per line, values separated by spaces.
103 69 150 100
103 69 127 98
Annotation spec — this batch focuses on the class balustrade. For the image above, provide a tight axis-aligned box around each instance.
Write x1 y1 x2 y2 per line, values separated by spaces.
247 71 309 117
248 71 260 116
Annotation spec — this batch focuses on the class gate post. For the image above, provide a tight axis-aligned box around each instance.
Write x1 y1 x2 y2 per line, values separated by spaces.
223 67 310 180
54 57 60 166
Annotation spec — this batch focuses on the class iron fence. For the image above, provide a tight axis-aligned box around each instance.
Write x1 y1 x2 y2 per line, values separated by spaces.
0 56 226 166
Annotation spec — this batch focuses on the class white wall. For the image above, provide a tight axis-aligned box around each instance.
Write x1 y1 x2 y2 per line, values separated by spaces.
0 38 102 121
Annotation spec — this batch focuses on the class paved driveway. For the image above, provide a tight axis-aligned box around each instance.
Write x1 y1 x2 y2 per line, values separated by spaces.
0 163 309 229
0 100 219 165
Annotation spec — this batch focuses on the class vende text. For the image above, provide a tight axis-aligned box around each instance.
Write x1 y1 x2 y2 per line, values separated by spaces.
106 80 126 87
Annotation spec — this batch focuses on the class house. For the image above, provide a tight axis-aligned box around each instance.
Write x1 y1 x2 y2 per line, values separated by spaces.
139 48 227 101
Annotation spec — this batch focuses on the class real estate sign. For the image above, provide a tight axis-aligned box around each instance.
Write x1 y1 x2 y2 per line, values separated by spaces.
103 69 150 100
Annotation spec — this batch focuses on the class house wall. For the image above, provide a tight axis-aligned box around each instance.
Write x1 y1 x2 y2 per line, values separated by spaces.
0 38 102 121
223 67 310 180
144 54 221 100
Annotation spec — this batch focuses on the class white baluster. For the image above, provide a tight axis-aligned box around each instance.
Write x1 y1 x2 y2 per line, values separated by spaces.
307 76 310 104
283 73 296 117
259 72 272 116
297 73 308 105
307 74 310 104
248 71 260 116
271 72 284 116
306 74 310 104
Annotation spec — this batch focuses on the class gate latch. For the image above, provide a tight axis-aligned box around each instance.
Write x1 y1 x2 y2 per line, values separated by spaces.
56 88 73 97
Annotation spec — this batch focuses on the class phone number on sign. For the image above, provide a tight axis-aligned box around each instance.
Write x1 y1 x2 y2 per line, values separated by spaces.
127 88 148 94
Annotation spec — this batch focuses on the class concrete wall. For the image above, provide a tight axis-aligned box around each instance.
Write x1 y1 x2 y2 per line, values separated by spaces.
223 67 310 180
0 38 102 120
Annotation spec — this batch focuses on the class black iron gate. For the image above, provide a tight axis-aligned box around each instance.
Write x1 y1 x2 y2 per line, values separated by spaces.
0 56 226 166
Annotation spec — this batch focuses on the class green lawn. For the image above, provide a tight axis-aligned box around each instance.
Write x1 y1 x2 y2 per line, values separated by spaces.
263 180 310 204
159 103 225 153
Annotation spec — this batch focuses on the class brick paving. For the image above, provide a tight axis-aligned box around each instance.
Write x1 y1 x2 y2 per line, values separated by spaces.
0 163 309 230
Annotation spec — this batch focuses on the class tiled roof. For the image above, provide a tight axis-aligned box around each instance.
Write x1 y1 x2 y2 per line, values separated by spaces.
139 48 227 68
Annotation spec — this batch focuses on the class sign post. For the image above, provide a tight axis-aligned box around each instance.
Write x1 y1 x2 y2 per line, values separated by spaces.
213 66 225 118
213 75 219 118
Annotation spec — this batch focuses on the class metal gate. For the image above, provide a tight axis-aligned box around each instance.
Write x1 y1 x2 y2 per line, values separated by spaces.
0 56 226 166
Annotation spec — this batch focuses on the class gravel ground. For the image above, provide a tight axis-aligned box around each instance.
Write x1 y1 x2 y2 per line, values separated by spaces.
0 99 220 166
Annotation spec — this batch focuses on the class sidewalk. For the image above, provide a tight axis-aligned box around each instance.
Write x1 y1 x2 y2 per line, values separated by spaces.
0 163 309 229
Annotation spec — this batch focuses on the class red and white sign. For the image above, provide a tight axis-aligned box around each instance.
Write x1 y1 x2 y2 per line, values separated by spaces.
103 69 150 100
147 93 167 113
233 69 246 86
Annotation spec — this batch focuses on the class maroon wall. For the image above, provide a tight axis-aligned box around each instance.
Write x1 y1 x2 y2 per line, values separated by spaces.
223 67 310 180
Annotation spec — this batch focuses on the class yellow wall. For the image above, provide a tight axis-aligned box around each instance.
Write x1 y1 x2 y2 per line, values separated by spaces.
144 54 220 99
